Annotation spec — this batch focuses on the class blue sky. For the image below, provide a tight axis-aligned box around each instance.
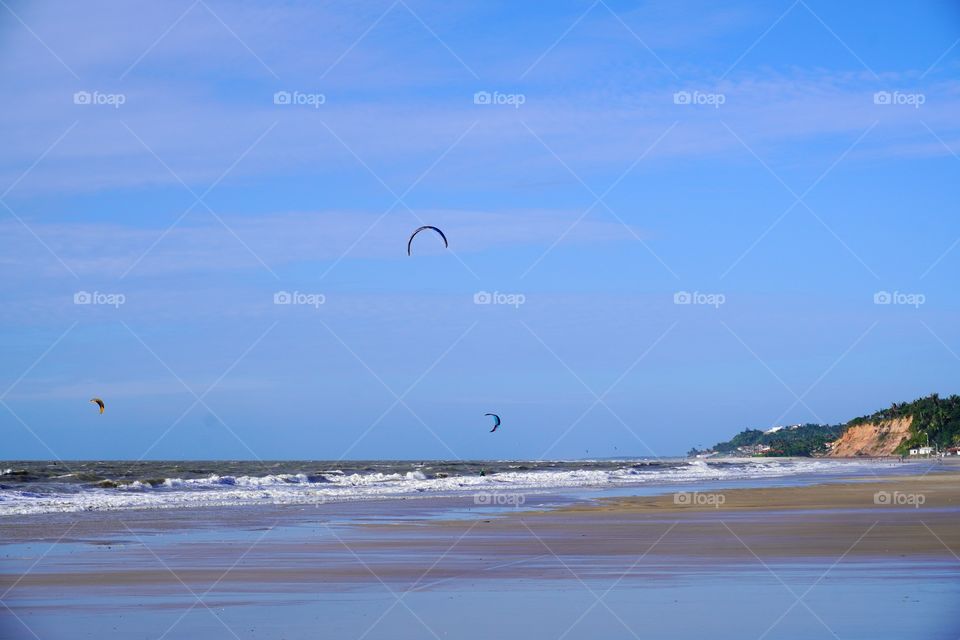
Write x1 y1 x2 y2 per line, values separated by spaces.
1 0 958 460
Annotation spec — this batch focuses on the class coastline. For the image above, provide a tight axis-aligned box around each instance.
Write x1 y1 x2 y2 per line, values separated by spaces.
0 456 918 517
2 465 958 639
3 466 958 582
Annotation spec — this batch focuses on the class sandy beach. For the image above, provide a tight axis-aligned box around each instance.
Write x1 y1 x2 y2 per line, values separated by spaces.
2 465 959 639
4 0 957 636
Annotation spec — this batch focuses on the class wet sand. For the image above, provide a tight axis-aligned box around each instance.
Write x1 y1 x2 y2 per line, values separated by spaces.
2 471 959 586
2 469 959 639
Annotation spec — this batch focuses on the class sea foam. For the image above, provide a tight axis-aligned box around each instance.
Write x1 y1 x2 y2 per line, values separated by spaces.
0 458 894 517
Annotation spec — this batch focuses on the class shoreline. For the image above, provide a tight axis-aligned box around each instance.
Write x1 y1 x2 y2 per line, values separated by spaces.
0 456 933 520
3 467 959 640
0 457 941 536
1 469 957 589
382 469 960 562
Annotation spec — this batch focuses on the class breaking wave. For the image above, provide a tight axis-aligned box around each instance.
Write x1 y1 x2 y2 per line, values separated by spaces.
0 457 896 516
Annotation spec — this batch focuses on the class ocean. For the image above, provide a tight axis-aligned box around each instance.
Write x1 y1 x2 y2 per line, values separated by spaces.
0 457 900 516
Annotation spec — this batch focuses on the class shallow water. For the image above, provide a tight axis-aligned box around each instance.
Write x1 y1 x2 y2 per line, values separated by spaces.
3 521 958 640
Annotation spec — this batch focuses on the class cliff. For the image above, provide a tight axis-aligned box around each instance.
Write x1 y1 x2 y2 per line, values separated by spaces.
694 393 959 458
827 417 913 457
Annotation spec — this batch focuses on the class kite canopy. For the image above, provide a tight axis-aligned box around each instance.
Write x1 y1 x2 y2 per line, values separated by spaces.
485 412 501 432
90 398 105 414
407 226 448 256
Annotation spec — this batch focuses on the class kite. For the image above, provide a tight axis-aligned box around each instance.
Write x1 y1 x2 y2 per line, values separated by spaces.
407 226 448 256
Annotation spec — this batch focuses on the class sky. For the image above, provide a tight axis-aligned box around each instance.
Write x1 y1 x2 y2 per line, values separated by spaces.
1 0 958 460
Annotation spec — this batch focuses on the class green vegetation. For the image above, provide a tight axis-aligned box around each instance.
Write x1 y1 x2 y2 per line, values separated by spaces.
692 393 960 458
690 423 844 457
848 393 960 454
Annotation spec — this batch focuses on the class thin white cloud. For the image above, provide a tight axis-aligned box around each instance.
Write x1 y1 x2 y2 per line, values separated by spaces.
0 207 643 277
1 3 957 194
